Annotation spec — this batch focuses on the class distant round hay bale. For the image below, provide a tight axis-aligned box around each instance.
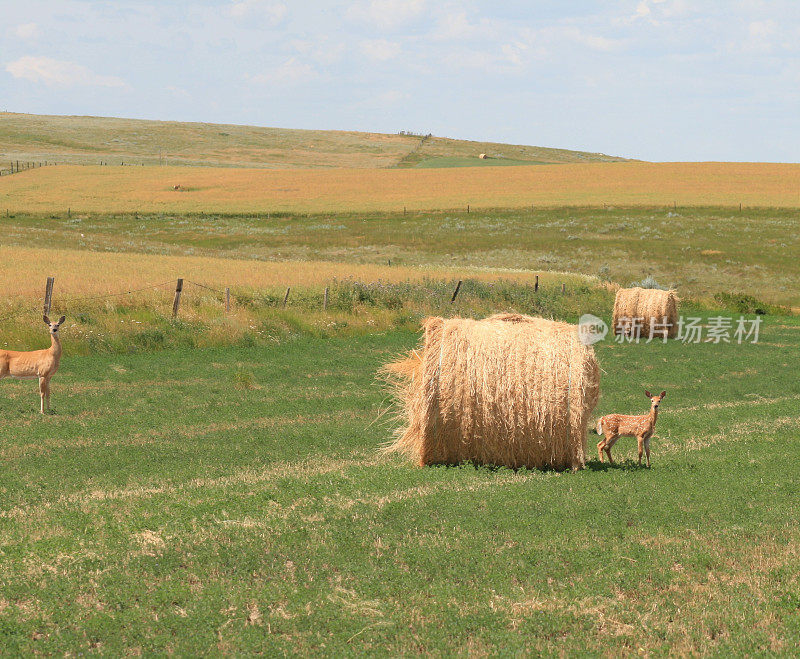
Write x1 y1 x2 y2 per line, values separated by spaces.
612 287 679 338
478 153 487 159
383 313 600 471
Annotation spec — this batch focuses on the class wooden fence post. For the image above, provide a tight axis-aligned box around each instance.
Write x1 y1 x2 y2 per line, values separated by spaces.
225 287 230 313
172 278 183 317
450 280 462 303
466 204 470 213
323 286 329 310
282 287 291 307
534 275 539 293
43 277 55 316
561 283 566 294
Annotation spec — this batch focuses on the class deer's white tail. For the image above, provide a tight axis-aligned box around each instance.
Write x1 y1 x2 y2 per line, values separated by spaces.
596 418 604 435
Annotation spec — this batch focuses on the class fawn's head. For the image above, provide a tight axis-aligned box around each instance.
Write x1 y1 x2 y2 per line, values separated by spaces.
645 390 667 410
43 315 66 335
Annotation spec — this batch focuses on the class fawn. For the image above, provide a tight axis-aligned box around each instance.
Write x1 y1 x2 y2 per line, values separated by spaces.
0 315 65 414
596 390 666 467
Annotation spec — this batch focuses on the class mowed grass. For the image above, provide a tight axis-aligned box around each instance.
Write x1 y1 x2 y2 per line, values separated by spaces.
4 207 798 306
1 316 799 654
4 161 800 214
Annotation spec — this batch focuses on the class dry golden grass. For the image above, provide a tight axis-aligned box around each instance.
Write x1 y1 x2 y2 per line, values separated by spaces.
3 162 800 213
0 245 580 300
0 112 626 170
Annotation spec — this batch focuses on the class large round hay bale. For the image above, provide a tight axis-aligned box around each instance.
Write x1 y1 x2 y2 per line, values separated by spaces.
612 287 679 338
383 313 600 471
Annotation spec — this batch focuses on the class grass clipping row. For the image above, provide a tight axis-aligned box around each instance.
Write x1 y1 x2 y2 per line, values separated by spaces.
612 287 679 338
384 314 600 471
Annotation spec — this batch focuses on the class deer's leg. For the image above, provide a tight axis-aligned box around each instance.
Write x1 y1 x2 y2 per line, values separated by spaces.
637 436 644 466
39 377 50 414
597 437 606 462
644 437 651 468
603 433 618 464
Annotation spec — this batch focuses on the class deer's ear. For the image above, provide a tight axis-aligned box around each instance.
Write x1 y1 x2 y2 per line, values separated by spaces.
660 390 667 398
644 390 651 398
57 316 66 325
43 315 50 325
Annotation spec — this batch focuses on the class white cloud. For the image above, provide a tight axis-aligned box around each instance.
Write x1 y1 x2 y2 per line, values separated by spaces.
14 23 39 39
434 12 482 40
443 46 527 74
229 0 287 23
5 56 128 88
743 19 776 51
565 27 620 52
627 0 688 24
501 42 529 67
347 0 426 29
249 58 317 84
360 39 400 61
736 19 799 54
292 39 345 65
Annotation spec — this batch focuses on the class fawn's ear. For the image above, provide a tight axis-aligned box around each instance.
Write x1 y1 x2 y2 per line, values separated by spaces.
57 316 66 325
644 390 651 398
660 390 667 398
43 315 50 325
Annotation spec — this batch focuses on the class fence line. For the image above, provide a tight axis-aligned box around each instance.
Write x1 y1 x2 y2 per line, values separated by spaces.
0 280 174 325
0 273 563 325
0 161 55 177
185 279 226 295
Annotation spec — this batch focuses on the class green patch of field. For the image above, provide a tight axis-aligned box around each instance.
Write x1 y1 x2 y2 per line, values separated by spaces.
4 207 799 307
414 156 548 168
1 316 799 654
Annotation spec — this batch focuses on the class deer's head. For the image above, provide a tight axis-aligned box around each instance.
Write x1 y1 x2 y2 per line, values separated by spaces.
645 390 666 410
43 315 66 335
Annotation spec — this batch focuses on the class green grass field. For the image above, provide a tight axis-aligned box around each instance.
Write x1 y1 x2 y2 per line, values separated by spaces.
413 156 548 168
2 314 799 654
4 207 798 306
1 188 799 653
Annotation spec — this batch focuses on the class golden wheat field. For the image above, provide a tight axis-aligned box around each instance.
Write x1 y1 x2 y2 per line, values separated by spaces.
0 245 586 300
3 162 800 213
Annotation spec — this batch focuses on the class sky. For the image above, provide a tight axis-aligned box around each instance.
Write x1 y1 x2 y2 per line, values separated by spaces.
1 0 799 162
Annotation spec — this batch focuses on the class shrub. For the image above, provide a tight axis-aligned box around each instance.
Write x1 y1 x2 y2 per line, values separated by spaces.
629 275 668 290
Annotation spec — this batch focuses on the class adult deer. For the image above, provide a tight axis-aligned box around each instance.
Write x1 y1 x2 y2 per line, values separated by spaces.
0 315 65 413
596 390 666 467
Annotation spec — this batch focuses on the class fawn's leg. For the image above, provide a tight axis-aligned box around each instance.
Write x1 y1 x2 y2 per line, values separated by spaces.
597 437 606 462
603 433 618 464
644 437 651 468
637 436 644 466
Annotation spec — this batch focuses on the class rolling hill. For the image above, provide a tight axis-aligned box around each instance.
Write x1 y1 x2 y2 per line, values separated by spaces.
0 112 632 170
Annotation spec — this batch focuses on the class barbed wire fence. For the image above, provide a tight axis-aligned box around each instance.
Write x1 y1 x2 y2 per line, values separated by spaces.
0 274 554 326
